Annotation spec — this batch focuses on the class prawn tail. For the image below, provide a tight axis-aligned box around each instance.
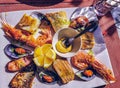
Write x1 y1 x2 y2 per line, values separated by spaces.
90 59 116 83
0 18 23 40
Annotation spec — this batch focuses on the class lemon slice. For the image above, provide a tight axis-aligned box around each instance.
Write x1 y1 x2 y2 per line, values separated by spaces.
34 46 43 57
41 44 52 54
33 55 44 66
56 40 72 53
44 57 53 68
45 49 56 61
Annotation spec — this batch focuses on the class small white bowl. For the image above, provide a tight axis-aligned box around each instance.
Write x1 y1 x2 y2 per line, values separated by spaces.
52 28 81 58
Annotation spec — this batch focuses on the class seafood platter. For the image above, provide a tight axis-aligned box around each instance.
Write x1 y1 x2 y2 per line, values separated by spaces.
0 7 115 88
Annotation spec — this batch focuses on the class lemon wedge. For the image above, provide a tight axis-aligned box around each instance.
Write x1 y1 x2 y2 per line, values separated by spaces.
56 40 72 53
44 57 53 68
41 44 52 54
33 55 44 66
34 46 43 57
46 49 56 61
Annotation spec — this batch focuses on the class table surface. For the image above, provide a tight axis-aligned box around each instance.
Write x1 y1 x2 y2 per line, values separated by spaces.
0 0 120 88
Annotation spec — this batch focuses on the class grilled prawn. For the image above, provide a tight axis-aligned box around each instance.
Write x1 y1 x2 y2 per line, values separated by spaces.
0 16 52 48
71 51 115 83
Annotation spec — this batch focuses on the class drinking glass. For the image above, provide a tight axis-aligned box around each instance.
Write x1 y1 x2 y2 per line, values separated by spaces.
93 0 120 16
115 22 120 38
112 7 120 38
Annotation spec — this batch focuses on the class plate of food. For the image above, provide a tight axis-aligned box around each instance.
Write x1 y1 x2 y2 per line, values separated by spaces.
0 7 115 88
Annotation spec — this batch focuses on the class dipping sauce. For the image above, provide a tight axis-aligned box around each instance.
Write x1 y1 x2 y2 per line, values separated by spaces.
55 39 72 53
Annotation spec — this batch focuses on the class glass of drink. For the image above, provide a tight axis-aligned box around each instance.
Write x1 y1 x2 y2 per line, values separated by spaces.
115 22 120 38
93 0 120 16
112 7 120 38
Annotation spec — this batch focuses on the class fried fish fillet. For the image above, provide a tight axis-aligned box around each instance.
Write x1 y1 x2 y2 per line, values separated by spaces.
53 59 74 84
16 14 40 34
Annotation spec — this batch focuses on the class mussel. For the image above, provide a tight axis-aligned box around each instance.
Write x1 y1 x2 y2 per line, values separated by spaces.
6 56 33 72
30 11 50 25
38 70 59 84
76 68 96 81
4 44 33 59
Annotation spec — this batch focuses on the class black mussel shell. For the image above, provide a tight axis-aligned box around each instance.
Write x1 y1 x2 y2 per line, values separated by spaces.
31 12 50 25
76 69 96 81
20 62 37 72
39 70 59 84
4 44 32 59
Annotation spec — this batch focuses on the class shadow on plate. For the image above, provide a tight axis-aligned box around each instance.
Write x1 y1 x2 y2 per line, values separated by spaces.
17 0 63 6
93 85 105 88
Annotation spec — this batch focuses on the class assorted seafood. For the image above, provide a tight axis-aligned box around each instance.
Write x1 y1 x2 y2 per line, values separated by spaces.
0 9 115 88
70 16 96 50
71 51 115 82
1 13 52 48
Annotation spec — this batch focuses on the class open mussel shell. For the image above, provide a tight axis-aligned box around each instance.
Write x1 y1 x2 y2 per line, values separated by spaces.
75 68 96 81
38 70 59 84
4 44 33 59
